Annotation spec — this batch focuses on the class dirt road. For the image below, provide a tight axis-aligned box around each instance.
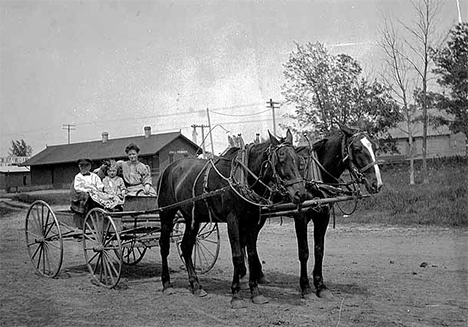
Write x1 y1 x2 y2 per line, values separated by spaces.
1 206 467 327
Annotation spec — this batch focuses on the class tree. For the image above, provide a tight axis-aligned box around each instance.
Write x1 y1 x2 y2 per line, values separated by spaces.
379 17 419 184
431 22 468 137
9 139 32 157
378 0 442 184
281 41 400 151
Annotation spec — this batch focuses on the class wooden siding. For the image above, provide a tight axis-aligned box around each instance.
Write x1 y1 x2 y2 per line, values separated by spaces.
392 133 466 159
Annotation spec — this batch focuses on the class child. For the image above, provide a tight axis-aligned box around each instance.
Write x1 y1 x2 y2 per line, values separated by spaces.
73 158 104 194
102 160 126 210
70 158 104 228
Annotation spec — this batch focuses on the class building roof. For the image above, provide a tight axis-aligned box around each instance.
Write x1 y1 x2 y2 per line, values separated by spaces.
0 166 30 173
23 130 200 166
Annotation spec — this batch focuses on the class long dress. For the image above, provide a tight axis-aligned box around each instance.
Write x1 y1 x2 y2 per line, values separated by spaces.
118 160 157 196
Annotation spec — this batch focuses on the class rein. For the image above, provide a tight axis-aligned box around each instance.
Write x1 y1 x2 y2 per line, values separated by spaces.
206 141 303 207
302 131 379 188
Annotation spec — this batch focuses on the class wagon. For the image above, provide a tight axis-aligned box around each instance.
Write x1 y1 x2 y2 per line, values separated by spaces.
25 195 220 288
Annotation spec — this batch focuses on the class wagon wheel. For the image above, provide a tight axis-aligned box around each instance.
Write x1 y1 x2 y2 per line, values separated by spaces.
336 174 358 216
25 200 63 278
173 221 220 274
82 208 122 288
119 238 147 265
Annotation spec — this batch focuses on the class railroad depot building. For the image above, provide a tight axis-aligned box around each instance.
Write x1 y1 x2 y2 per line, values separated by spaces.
22 127 200 189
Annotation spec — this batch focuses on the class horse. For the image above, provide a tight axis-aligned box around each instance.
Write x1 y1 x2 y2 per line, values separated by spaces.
156 130 306 308
247 123 383 300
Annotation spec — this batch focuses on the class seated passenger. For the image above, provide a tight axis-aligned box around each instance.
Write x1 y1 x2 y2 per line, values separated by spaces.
70 158 104 215
117 142 157 196
102 160 126 210
70 158 125 217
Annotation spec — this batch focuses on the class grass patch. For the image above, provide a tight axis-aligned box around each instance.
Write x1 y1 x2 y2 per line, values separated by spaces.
12 192 70 206
0 206 16 216
346 157 468 227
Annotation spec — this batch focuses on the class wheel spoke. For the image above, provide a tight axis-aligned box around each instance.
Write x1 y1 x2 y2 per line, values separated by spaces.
35 245 43 270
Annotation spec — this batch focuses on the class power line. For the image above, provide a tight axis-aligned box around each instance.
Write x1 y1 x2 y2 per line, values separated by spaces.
209 108 271 117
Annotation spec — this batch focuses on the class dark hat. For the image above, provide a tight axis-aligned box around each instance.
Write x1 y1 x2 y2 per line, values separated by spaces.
77 158 92 165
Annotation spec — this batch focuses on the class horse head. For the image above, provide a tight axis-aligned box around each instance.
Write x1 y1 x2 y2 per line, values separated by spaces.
267 130 306 204
339 123 383 194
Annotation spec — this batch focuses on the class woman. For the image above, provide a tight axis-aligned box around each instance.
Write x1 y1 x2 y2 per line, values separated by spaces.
118 142 157 196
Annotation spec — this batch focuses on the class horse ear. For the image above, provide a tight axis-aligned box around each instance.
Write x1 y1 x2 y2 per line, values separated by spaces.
269 130 279 146
337 122 356 137
285 129 293 144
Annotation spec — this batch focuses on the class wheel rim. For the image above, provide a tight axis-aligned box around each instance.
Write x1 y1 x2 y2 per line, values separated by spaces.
174 222 220 274
83 208 122 288
118 238 147 265
25 200 63 278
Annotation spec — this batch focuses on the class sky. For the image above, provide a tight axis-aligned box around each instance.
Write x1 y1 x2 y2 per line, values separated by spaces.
0 0 465 157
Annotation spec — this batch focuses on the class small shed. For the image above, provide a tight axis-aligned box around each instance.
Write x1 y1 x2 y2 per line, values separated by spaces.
0 166 31 193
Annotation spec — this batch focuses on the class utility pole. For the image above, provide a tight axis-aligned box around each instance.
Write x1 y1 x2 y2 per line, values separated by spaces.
62 124 76 144
191 124 209 158
266 99 279 136
206 108 215 157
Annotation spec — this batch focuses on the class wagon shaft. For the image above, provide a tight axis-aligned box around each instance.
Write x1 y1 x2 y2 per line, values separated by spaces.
261 194 370 217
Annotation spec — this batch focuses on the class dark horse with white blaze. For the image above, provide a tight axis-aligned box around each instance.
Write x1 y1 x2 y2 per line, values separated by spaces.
156 130 306 307
293 123 383 299
247 123 383 300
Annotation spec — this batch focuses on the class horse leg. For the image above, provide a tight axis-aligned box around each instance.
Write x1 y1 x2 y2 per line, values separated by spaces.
246 228 269 304
180 219 207 297
312 207 333 299
294 213 314 299
226 215 248 308
251 217 269 284
159 211 175 295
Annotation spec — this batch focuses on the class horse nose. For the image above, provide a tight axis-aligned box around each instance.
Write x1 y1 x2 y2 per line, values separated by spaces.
372 181 382 193
293 191 305 204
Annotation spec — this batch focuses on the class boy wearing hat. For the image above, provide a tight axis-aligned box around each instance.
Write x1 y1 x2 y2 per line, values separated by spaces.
70 159 104 226
74 158 104 193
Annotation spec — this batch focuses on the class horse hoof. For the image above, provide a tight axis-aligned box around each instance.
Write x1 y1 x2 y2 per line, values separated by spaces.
231 299 248 309
194 288 208 297
318 289 334 300
252 295 269 304
163 287 176 295
257 276 270 284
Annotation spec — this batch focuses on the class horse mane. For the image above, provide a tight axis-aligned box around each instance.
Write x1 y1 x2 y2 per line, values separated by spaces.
311 129 343 152
221 147 240 160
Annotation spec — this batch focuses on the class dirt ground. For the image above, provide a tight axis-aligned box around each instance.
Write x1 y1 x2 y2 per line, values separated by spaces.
0 203 467 327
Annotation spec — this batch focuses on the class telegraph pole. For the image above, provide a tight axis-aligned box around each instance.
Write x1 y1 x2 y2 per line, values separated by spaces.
266 99 279 136
191 124 209 158
206 108 215 157
62 124 76 144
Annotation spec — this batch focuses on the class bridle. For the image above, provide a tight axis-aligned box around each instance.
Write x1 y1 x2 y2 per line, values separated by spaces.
341 132 381 184
209 141 305 206
266 142 305 191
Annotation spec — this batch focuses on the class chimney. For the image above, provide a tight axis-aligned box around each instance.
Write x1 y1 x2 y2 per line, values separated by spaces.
144 126 151 138
255 133 260 144
102 132 109 143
